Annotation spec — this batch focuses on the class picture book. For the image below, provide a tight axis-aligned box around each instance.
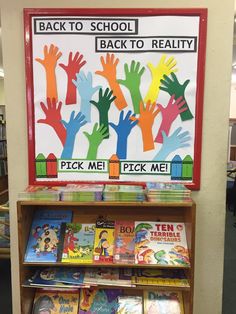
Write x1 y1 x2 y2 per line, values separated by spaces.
79 288 122 314
132 268 189 287
54 267 85 285
32 289 80 314
116 296 143 314
93 220 115 264
134 222 190 266
143 290 185 314
83 267 133 287
114 221 135 264
61 223 95 263
24 209 73 262
26 267 85 289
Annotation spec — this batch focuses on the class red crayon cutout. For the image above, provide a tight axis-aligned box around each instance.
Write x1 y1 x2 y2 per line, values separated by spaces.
46 153 58 178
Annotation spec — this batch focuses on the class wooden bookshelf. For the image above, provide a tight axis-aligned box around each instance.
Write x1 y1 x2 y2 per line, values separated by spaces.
17 200 196 314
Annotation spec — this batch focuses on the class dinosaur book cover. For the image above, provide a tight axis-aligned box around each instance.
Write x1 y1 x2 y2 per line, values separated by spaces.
134 221 190 266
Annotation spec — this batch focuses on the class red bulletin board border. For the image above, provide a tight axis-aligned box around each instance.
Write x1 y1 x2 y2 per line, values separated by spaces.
24 8 207 190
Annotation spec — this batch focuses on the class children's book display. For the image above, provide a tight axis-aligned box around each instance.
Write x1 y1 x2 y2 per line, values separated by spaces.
25 267 188 290
31 288 185 314
61 223 95 264
146 182 191 202
32 290 80 314
134 221 190 266
24 213 190 267
143 290 185 314
19 182 192 203
24 209 73 262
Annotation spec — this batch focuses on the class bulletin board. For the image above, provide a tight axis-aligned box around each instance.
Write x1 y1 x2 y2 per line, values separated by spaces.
24 8 207 189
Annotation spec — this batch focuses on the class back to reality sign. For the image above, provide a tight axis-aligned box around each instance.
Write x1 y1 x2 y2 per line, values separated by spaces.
24 8 207 189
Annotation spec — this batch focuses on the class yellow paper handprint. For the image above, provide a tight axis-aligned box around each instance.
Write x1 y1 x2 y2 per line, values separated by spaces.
144 54 178 103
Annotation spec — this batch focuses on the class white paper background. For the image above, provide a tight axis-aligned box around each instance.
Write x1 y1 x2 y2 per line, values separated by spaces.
32 15 200 182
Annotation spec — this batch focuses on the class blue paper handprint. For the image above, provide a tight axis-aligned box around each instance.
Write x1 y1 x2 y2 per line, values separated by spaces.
109 110 138 159
72 71 101 122
61 111 87 159
153 127 191 161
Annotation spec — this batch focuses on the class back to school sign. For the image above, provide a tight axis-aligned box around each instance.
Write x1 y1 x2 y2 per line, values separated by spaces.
24 9 207 188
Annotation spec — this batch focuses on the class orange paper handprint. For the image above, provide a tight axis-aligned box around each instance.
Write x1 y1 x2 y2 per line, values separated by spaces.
35 44 62 101
96 53 127 110
132 101 160 152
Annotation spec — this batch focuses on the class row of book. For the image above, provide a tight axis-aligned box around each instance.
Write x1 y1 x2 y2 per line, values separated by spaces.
25 267 189 289
24 209 190 267
32 288 185 314
19 183 191 202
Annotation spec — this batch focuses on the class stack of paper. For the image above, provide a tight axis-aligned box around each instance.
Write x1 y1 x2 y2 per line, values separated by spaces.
103 184 145 202
18 185 60 201
60 184 104 202
146 182 192 202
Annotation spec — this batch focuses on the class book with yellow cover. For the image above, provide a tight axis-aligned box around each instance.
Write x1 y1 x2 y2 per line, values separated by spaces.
32 289 79 314
93 220 115 264
144 290 184 314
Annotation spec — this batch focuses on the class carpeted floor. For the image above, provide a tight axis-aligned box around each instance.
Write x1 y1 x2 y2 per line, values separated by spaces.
0 259 12 314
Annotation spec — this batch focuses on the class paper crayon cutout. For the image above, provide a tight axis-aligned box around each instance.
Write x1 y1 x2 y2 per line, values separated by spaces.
46 153 58 178
35 153 47 178
109 154 120 179
171 155 182 180
182 155 193 180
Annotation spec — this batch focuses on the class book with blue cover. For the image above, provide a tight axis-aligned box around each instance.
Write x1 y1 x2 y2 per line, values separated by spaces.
24 209 73 262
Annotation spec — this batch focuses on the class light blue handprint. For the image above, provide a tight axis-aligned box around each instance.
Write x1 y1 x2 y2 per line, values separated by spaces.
61 111 87 159
153 127 191 161
109 110 138 159
72 71 101 122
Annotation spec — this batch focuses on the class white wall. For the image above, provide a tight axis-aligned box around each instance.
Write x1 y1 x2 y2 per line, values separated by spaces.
0 1 234 314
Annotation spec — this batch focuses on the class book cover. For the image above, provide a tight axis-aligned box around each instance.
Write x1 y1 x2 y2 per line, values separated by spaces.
134 222 190 266
79 288 121 314
61 223 95 263
143 290 185 314
24 209 73 262
32 290 79 314
0 211 10 248
132 268 189 287
54 267 85 285
114 221 135 264
83 267 133 287
25 267 85 289
93 220 115 264
116 296 143 314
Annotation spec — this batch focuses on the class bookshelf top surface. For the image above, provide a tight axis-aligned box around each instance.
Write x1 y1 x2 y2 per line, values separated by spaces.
18 200 194 207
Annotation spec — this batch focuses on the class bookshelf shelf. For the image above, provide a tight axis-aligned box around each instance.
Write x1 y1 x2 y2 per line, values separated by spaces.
17 200 196 314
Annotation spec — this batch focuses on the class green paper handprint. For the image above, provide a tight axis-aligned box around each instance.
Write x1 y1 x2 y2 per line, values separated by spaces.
160 72 193 121
90 88 116 138
118 60 145 114
83 123 109 160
